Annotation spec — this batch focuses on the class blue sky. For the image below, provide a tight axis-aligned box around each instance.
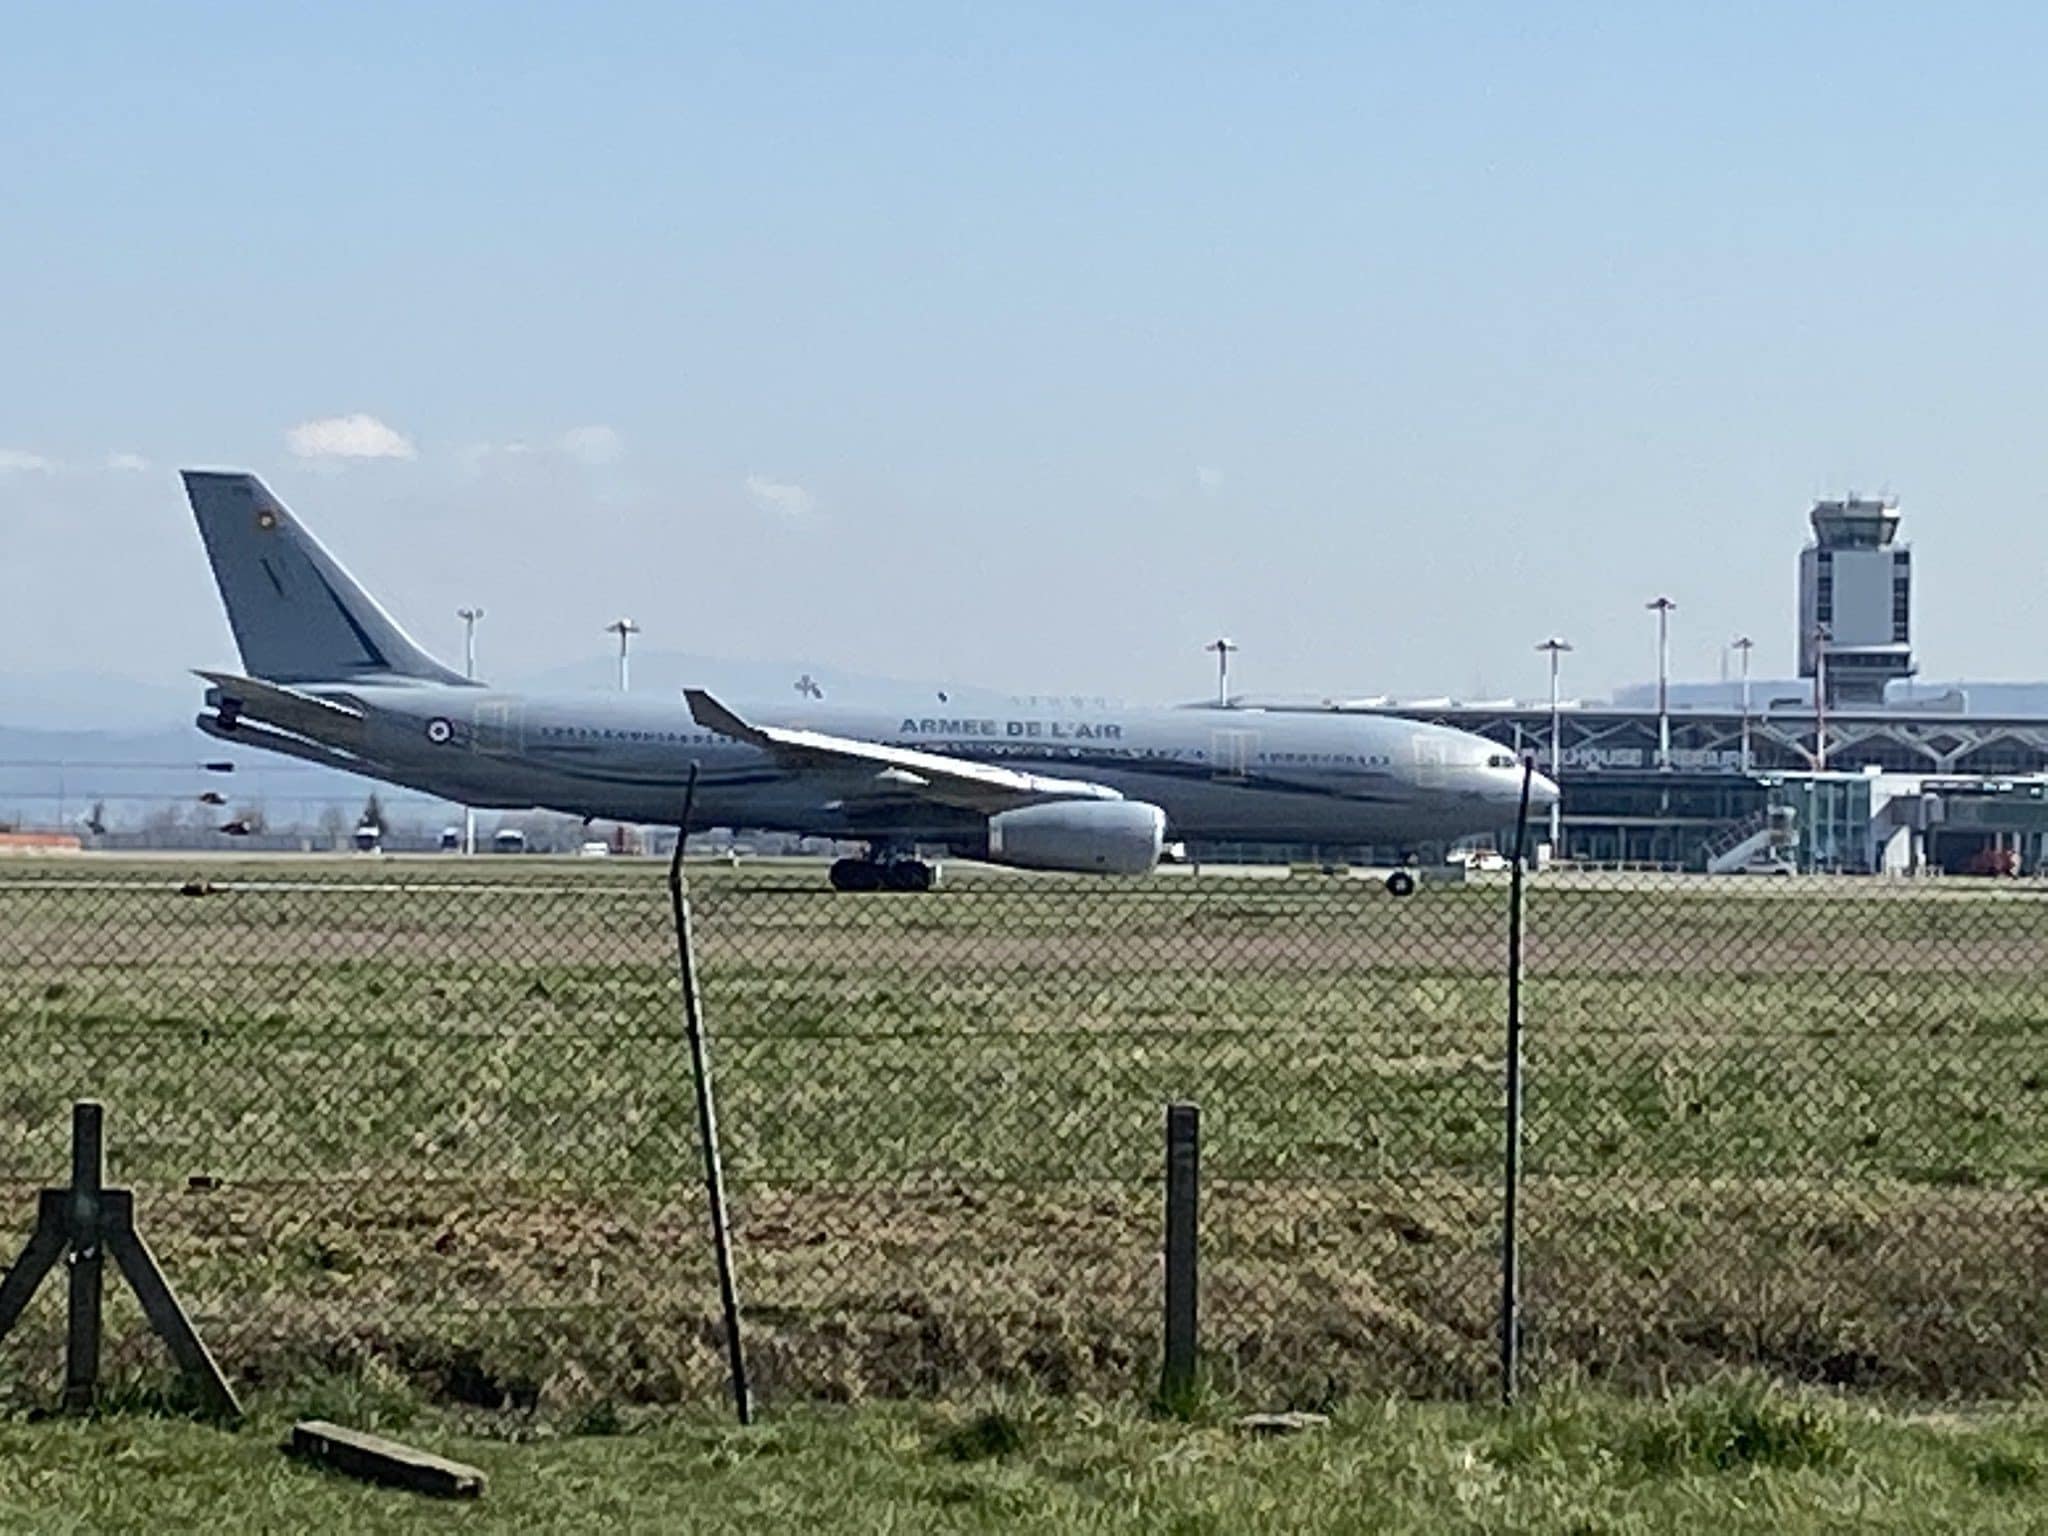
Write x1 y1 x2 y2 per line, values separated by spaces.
5 2 2047 710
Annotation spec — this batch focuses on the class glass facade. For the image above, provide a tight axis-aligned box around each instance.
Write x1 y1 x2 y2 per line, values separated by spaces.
1769 777 1873 872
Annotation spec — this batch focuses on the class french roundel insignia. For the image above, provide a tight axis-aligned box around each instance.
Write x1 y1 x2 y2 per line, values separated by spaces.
425 718 454 745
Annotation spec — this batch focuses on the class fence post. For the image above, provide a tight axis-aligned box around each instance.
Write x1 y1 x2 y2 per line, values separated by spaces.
1499 759 1536 1407
0 1102 241 1422
1161 1101 1200 1409
668 763 752 1426
63 1100 104 1414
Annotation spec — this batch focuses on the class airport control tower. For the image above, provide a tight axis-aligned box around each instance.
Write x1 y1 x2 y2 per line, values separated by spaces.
1798 495 1914 706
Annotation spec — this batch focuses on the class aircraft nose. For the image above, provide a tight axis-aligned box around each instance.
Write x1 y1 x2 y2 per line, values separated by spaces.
1527 769 1561 810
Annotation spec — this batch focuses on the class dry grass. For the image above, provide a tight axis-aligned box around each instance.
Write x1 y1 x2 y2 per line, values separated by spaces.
0 859 2042 1416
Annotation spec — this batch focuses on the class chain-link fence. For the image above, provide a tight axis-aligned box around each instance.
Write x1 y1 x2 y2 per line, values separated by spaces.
1522 879 2048 1398
0 858 2041 1417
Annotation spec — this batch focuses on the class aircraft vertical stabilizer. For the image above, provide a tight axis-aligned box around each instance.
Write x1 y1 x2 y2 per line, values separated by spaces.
182 470 470 686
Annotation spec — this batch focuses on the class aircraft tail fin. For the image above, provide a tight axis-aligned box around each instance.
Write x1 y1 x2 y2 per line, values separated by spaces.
182 471 471 686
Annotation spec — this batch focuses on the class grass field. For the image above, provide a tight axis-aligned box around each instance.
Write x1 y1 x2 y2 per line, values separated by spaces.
2 1380 2046 1533
0 857 2042 1417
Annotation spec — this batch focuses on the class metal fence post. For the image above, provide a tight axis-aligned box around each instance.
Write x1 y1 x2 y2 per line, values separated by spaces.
1499 760 1536 1407
63 1100 104 1414
668 764 752 1426
1161 1101 1200 1409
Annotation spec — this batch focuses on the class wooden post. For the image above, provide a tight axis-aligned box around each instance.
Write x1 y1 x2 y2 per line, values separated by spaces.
1161 1101 1200 1409
63 1101 104 1414
0 1102 242 1423
287 1420 486 1498
0 1204 65 1339
104 1202 242 1423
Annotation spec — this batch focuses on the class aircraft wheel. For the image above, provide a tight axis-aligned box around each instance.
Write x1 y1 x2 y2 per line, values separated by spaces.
882 860 935 893
829 858 882 892
1385 870 1418 898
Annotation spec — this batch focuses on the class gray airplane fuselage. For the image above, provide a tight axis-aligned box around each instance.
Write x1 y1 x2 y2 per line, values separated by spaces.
215 680 1544 848
180 468 1555 856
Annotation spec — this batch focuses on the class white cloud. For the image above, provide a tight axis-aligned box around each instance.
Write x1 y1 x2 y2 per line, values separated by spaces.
1196 465 1223 494
105 452 151 473
455 440 527 475
745 474 815 519
459 430 621 477
286 413 417 461
0 449 56 474
559 425 624 466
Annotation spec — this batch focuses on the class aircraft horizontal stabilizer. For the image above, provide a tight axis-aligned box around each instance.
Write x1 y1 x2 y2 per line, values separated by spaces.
684 689 1122 814
196 670 367 749
195 714 371 776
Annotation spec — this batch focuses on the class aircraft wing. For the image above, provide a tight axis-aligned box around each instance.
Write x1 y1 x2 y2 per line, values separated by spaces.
685 689 1123 814
196 670 368 749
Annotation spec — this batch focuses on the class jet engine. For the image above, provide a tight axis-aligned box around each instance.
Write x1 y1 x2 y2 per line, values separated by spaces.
983 800 1167 875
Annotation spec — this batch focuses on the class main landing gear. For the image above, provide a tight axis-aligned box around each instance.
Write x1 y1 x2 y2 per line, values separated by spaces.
829 856 937 893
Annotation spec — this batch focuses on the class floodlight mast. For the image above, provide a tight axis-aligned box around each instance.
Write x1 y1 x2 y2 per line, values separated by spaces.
1205 637 1239 708
457 607 484 854
1732 636 1755 773
1535 637 1571 851
606 618 641 693
1646 597 1676 769
458 607 484 681
1811 624 1831 771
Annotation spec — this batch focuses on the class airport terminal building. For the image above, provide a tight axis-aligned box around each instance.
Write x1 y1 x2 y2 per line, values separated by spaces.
1264 496 2048 874
1321 699 2048 873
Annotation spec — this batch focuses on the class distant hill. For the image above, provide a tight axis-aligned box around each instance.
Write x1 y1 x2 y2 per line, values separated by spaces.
0 671 197 733
508 649 1022 711
0 719 415 837
0 652 1027 837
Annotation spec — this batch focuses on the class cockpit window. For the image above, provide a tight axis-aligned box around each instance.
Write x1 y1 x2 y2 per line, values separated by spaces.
1487 754 1516 769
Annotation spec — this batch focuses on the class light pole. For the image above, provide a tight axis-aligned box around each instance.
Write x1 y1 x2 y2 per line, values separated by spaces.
457 606 484 855
458 607 484 682
1205 637 1238 707
1811 624 1830 771
1536 637 1571 852
1646 596 1676 769
606 618 641 693
1731 635 1754 774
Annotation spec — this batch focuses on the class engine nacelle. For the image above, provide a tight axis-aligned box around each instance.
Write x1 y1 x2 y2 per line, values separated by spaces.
984 800 1167 876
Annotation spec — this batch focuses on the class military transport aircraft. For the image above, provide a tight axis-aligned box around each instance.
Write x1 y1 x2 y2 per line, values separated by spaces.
182 471 1556 891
